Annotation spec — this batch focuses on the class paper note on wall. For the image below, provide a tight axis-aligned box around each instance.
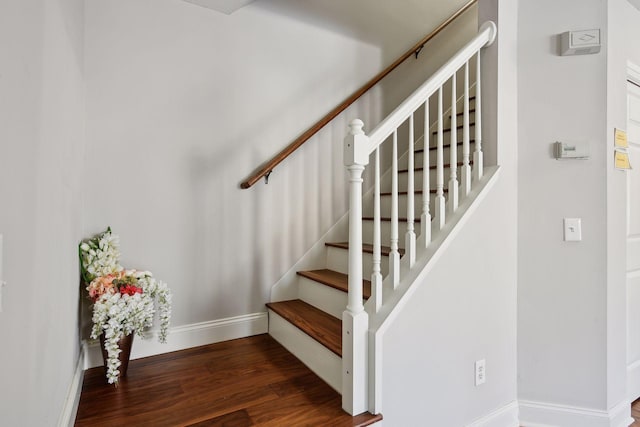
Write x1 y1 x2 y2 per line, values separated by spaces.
615 149 632 170
615 128 629 148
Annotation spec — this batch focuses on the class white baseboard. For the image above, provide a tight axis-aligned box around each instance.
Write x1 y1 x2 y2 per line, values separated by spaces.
467 401 519 427
628 360 640 402
57 350 85 427
519 399 634 427
83 312 268 370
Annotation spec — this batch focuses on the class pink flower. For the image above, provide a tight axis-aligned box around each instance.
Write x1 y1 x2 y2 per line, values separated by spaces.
87 274 117 302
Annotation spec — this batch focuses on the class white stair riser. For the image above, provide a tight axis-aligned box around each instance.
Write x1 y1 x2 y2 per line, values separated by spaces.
298 276 349 319
401 144 473 170
268 310 342 393
382 167 463 193
365 194 436 219
326 246 389 278
362 219 421 250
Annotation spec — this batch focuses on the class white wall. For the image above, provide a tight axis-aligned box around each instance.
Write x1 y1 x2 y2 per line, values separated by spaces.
517 0 631 423
379 1 519 424
0 0 85 425
379 7 478 119
380 175 518 426
83 0 382 330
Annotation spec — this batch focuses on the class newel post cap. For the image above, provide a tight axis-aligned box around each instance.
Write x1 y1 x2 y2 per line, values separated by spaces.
344 119 370 167
480 21 497 47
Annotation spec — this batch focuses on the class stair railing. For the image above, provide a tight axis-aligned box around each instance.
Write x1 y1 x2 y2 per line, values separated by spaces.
240 0 477 189
342 21 496 415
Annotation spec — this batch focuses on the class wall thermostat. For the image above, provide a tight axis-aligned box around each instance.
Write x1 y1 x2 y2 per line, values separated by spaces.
560 29 601 56
554 141 590 160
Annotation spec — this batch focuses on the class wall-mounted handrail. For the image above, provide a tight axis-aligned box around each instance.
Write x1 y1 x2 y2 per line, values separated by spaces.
240 0 477 189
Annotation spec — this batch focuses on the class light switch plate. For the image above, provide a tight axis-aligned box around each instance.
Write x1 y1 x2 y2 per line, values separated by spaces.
564 218 582 242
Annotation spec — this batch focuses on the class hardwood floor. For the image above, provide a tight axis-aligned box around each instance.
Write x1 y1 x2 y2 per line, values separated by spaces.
75 334 381 427
632 398 640 426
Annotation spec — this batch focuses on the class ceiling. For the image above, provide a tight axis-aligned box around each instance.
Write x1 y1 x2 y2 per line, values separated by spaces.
182 0 256 15
251 0 476 62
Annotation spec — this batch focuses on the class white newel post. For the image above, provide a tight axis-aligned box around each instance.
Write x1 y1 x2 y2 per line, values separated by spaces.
343 119 369 415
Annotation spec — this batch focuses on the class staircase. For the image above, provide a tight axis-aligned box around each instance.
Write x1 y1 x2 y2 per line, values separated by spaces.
265 21 497 419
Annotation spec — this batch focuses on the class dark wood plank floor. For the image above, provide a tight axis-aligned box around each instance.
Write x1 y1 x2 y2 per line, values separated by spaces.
75 334 381 427
632 398 640 426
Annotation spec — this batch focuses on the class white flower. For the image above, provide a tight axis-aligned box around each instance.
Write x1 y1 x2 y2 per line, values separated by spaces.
82 228 172 385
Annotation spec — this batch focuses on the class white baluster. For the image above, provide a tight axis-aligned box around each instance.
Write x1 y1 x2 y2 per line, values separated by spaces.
461 61 471 196
448 73 459 213
421 100 431 246
343 119 369 415
371 146 382 313
473 51 483 181
434 87 446 230
405 114 416 267
389 130 400 289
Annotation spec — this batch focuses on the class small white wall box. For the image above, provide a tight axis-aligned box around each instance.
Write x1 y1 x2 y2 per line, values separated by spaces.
554 141 590 160
560 29 601 56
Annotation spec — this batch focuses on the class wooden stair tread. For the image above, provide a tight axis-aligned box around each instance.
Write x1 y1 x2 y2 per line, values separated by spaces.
349 412 384 426
266 299 342 357
325 242 405 257
297 268 371 299
415 139 475 153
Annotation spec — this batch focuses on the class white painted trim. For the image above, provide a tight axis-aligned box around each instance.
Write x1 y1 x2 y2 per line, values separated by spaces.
519 399 633 427
57 350 84 427
83 312 268 369
628 61 640 86
628 359 640 401
270 210 349 303
466 400 519 427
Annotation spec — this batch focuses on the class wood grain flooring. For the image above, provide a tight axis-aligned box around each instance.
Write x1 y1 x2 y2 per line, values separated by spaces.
75 334 381 427
632 398 640 426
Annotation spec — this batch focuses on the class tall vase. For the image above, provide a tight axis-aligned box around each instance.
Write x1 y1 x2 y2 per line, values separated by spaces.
99 332 134 384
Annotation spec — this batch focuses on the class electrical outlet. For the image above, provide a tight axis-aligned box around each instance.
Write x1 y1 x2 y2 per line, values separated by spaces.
475 359 486 386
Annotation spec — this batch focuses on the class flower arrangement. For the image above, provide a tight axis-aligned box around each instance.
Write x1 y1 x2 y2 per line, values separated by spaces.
80 227 172 384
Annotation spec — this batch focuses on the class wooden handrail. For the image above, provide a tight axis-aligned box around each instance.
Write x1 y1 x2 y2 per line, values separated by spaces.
240 0 477 189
